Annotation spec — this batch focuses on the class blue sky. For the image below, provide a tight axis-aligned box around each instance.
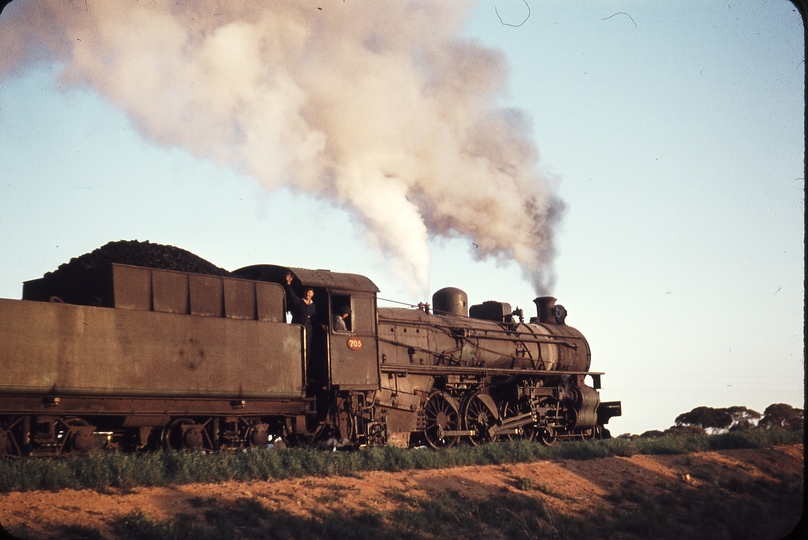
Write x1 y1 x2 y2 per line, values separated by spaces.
0 0 803 435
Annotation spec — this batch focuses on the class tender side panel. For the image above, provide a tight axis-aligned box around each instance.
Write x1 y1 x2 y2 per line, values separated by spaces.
0 298 305 399
23 265 287 324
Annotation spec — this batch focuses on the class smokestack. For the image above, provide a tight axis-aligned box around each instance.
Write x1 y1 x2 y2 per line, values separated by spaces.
533 296 557 325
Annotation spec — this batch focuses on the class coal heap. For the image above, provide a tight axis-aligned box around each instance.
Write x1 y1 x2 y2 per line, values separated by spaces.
46 240 233 277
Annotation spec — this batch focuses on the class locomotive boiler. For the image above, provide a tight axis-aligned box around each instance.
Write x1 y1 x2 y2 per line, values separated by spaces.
373 288 619 448
0 243 620 455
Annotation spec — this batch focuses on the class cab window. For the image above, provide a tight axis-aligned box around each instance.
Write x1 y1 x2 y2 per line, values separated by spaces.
331 294 352 333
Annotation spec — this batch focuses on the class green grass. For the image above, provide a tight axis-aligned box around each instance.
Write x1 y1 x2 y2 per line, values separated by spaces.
0 428 802 493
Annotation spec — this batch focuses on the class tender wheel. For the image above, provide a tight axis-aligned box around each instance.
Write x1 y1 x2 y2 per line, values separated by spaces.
268 433 287 449
59 418 96 454
0 421 22 456
0 428 10 456
462 392 500 446
423 392 460 449
162 418 206 450
500 401 537 442
246 422 269 448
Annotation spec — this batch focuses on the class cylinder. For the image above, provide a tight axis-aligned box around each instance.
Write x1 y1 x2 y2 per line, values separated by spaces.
432 287 468 317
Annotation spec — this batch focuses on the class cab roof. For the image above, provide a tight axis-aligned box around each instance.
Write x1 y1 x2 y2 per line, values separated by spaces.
233 264 379 294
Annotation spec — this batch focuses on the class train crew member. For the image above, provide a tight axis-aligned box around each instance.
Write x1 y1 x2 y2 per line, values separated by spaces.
332 305 351 332
284 272 321 349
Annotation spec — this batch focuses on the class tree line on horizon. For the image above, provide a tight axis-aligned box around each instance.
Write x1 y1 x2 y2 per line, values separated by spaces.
621 402 804 439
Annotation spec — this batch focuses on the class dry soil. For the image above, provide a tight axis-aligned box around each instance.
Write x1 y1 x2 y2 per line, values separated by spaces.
0 444 803 540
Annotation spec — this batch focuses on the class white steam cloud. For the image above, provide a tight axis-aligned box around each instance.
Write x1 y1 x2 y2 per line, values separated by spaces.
1 0 563 295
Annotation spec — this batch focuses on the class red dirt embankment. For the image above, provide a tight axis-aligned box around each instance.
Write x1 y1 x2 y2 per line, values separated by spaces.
1 444 803 540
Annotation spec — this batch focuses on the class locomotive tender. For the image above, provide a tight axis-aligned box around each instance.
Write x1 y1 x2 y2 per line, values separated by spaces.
0 256 621 455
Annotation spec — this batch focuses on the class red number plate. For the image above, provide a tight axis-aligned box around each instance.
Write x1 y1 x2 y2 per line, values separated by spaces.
347 337 363 351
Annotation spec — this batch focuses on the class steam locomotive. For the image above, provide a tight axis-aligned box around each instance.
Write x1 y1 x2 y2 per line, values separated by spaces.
0 256 621 455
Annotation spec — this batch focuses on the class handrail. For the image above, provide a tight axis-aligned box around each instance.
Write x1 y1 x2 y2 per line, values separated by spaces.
377 315 585 344
379 364 604 377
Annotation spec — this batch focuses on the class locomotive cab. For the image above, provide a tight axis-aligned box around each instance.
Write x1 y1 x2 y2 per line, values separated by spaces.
233 265 381 393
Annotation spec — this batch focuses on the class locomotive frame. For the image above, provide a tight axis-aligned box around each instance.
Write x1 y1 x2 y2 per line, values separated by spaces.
0 261 621 455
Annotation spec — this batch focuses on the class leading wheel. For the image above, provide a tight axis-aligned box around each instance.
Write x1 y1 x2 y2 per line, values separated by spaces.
423 392 460 449
539 426 557 446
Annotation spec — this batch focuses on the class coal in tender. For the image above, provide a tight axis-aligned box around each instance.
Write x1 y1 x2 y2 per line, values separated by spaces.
45 240 233 277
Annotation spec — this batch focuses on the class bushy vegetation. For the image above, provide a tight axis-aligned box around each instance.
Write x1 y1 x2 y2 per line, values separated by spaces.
673 403 803 433
0 428 801 493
